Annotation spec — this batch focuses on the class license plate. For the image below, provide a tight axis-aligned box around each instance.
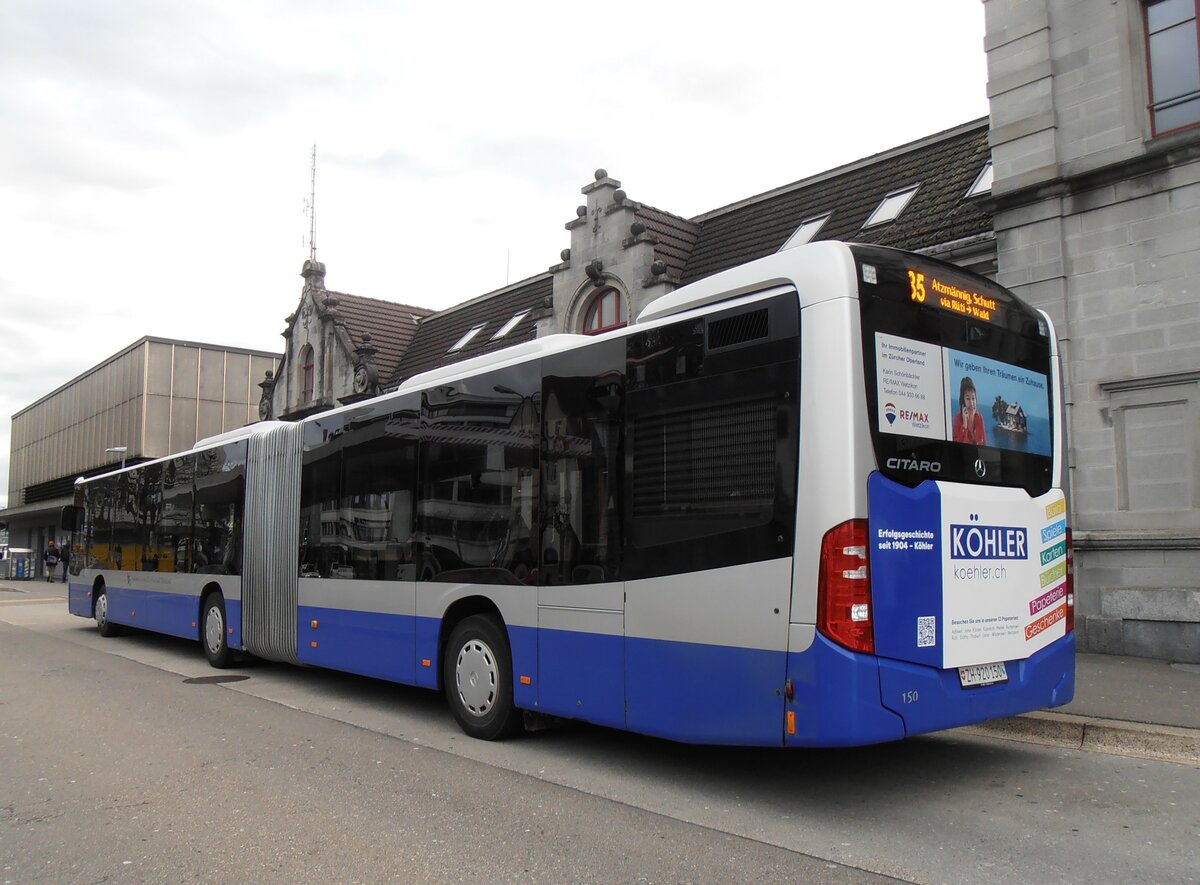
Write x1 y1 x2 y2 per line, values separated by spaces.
959 661 1008 687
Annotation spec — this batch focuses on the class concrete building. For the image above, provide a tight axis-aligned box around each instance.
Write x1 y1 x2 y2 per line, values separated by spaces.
1 338 280 566
984 0 1200 659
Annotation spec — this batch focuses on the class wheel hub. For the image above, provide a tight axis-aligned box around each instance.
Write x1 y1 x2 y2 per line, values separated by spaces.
455 639 497 717
205 606 224 654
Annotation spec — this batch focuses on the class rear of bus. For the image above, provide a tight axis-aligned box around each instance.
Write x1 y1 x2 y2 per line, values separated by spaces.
790 244 1074 746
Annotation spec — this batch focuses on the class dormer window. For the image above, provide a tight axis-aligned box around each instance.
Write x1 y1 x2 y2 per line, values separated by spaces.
491 311 529 340
780 213 831 250
864 185 919 227
582 288 626 335
448 323 486 353
965 161 994 198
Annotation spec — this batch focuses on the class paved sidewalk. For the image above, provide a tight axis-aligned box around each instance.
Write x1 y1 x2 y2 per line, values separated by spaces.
966 651 1200 764
3 578 1197 761
1063 652 1199 730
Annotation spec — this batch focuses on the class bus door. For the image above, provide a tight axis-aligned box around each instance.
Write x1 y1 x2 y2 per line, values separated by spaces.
536 343 627 729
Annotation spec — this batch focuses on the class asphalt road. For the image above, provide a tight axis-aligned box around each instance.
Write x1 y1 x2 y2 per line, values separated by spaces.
2 588 1197 884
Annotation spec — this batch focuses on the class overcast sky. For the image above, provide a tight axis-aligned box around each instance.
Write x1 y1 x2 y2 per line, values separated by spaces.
0 1 990 509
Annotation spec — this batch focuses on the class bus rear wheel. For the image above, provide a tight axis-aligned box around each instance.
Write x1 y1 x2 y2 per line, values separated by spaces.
94 586 120 637
202 592 234 669
443 615 522 740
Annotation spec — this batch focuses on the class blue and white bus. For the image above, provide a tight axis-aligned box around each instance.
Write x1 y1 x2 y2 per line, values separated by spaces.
66 242 1074 746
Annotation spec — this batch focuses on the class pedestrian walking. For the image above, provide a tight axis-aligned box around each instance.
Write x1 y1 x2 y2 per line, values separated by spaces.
44 540 59 582
60 544 70 583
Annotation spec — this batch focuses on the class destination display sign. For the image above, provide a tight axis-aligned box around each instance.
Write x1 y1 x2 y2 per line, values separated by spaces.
904 265 1010 326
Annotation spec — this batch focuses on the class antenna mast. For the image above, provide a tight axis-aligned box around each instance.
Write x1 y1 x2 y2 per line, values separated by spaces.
304 145 318 262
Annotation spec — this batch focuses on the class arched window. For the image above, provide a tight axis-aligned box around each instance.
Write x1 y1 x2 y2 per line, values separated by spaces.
300 345 315 403
581 288 627 335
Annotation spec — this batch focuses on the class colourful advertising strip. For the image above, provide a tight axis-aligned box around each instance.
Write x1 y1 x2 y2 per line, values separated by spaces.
1025 604 1065 641
1029 496 1068 643
1030 583 1066 616
1040 560 1067 589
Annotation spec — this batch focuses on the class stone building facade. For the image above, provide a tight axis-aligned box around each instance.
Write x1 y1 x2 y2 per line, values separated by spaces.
265 259 432 421
984 0 1200 659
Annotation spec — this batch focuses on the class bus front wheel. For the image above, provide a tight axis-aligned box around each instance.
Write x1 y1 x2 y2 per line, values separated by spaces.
202 592 234 669
443 615 522 740
94 586 120 637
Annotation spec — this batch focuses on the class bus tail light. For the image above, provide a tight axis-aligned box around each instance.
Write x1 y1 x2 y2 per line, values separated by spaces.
1064 528 1074 633
817 519 874 654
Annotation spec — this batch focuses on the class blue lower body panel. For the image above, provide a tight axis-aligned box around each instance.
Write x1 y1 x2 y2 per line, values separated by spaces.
626 636 786 746
68 580 244 648
298 605 416 684
508 625 537 711
68 582 92 618
537 628 625 729
81 583 200 641
224 598 243 650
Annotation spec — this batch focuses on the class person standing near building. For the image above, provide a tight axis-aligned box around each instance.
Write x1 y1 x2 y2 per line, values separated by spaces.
44 540 59 582
59 543 70 583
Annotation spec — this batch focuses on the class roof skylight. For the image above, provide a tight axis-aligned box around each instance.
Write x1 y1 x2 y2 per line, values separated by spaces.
966 161 994 197
448 323 486 353
863 185 919 227
780 213 831 250
491 311 529 340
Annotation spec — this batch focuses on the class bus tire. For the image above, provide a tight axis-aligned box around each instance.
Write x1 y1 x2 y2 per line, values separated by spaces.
94 586 120 637
201 592 234 669
443 614 522 740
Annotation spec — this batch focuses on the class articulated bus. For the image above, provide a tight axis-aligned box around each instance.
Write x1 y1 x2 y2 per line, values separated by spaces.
65 242 1075 746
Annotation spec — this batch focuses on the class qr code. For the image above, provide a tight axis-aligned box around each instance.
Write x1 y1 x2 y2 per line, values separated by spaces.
917 616 936 648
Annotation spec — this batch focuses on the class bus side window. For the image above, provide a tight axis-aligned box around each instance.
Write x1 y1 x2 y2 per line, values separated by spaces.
541 339 625 586
337 410 418 581
193 443 245 576
163 455 195 573
418 365 540 585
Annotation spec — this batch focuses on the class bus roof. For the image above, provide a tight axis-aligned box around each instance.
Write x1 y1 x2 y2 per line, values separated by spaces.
637 241 859 324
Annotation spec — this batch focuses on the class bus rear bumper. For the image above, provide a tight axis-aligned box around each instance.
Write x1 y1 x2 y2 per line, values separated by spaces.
785 631 1075 747
877 632 1075 738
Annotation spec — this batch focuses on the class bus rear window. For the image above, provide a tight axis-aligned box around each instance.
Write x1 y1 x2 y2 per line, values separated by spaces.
852 245 1054 497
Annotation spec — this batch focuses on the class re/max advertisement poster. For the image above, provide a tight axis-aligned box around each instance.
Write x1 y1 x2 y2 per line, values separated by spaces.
875 333 1051 456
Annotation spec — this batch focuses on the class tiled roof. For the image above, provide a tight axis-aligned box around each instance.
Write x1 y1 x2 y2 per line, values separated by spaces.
323 290 433 381
634 204 701 282
679 118 992 284
387 274 553 387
